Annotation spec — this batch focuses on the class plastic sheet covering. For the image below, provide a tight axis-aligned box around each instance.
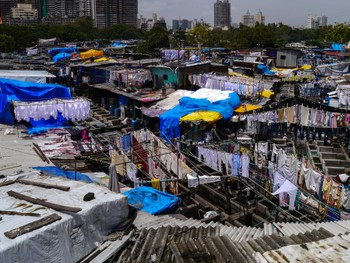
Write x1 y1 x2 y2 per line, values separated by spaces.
0 70 55 83
234 104 262 113
88 57 109 63
0 172 129 263
80 49 104 60
160 89 241 140
300 65 312 70
260 90 274 98
257 64 277 75
52 52 72 63
28 111 69 130
0 78 71 101
33 166 93 183
0 93 14 125
180 111 222 123
123 186 181 215
48 47 76 57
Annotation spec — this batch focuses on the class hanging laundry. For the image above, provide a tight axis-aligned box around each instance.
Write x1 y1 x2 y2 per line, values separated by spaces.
241 154 250 177
272 179 298 210
256 142 268 157
232 154 241 176
341 185 350 211
217 151 232 175
125 155 138 183
108 164 120 193
198 175 221 185
14 98 90 122
271 144 278 162
187 173 199 188
152 178 161 191
121 134 132 152
304 169 322 198
268 161 275 179
322 176 333 204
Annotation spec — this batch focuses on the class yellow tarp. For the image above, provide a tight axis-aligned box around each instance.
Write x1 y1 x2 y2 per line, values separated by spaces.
260 90 274 98
180 111 222 123
80 49 104 60
300 65 312 70
234 104 262 113
83 57 113 64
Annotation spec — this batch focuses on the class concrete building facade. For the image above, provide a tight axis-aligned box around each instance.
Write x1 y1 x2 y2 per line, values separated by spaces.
241 10 265 27
307 15 327 29
214 0 231 28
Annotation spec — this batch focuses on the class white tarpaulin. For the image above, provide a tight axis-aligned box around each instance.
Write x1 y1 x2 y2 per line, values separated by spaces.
0 171 129 263
0 70 56 83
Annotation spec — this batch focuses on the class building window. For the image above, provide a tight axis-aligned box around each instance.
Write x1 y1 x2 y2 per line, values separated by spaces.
280 55 286 60
163 74 168 80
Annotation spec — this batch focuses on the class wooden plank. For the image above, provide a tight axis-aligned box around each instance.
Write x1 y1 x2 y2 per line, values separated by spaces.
33 146 47 163
33 143 50 163
0 210 40 217
17 179 70 191
4 213 62 239
0 180 16 187
0 164 22 171
7 190 82 213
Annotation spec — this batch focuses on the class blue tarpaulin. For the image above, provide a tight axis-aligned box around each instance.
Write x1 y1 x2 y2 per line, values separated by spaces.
0 78 71 101
160 91 241 140
52 52 72 63
33 166 93 183
331 43 345 51
112 41 126 47
123 186 181 215
48 47 76 57
0 93 13 125
257 64 276 76
0 78 71 125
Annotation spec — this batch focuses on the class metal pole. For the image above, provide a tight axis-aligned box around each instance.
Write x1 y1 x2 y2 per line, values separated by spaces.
74 157 77 181
224 177 232 214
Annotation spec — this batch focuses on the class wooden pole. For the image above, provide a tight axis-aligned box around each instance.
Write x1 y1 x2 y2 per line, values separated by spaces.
0 210 41 217
17 179 70 191
7 191 82 213
4 213 62 239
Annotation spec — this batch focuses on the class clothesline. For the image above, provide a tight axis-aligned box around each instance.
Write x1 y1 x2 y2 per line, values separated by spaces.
188 73 262 97
12 97 89 106
190 140 347 219
13 98 91 122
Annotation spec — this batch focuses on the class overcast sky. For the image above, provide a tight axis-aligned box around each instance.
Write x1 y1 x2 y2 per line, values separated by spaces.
139 0 350 27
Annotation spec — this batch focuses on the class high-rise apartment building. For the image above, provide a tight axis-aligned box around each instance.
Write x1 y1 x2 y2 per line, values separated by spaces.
307 15 327 29
1 0 137 27
241 10 265 27
0 0 16 24
11 3 38 21
172 19 191 31
76 0 92 18
93 0 137 29
241 10 254 27
118 0 137 26
254 10 265 25
214 0 231 28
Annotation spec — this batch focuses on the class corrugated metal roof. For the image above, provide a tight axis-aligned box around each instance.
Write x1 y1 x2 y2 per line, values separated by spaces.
274 220 350 236
115 225 335 263
133 211 279 243
256 233 350 263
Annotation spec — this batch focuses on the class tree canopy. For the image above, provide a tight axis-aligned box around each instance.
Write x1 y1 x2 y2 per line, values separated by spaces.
0 19 348 53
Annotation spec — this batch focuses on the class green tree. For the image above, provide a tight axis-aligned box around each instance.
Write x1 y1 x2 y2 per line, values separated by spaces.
326 23 350 43
0 34 15 52
137 26 169 55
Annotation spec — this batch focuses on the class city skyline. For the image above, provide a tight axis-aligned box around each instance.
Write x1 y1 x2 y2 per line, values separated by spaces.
139 0 349 27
